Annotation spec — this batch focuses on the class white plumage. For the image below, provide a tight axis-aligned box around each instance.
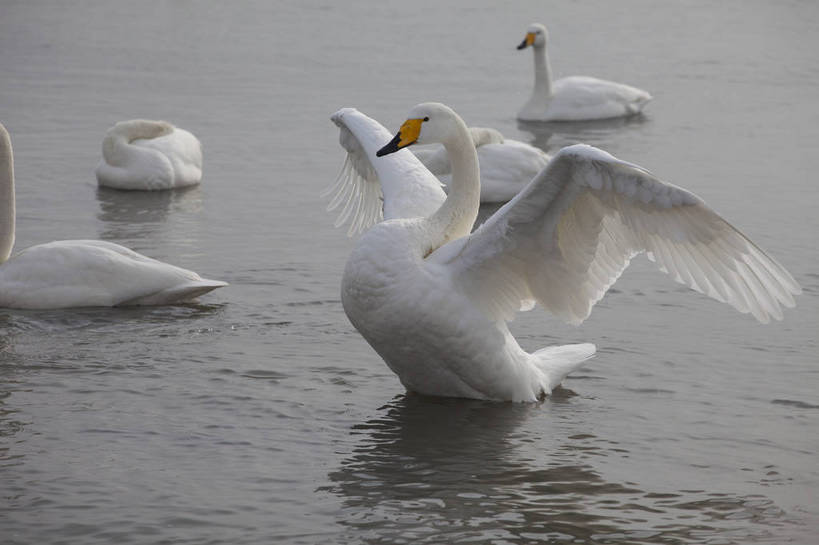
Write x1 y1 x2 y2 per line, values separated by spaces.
0 122 225 309
329 104 799 402
517 23 652 122
412 127 551 202
95 119 203 190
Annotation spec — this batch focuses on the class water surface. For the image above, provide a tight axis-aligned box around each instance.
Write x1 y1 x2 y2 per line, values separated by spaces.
1 1 818 543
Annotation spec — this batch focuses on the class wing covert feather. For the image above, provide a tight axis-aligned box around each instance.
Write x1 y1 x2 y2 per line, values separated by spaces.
428 144 800 324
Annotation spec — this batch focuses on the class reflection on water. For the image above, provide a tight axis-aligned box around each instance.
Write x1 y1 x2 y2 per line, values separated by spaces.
517 114 649 152
95 186 203 241
325 394 787 544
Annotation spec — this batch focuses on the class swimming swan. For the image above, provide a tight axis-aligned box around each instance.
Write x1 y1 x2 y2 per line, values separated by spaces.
517 23 652 122
331 103 799 402
0 122 226 309
95 119 203 190
412 127 551 202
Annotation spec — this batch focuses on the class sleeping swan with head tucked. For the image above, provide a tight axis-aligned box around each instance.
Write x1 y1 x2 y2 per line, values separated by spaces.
410 126 551 202
95 119 203 190
328 103 799 402
0 122 225 309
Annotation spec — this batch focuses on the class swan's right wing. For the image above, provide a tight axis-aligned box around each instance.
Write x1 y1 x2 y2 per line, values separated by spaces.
326 108 446 235
427 145 799 325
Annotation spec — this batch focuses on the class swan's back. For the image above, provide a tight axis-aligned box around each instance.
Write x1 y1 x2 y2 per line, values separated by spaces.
134 128 203 186
547 76 652 121
0 240 225 309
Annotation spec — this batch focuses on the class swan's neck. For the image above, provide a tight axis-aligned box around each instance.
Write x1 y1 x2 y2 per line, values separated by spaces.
0 126 15 264
425 119 481 251
101 120 172 167
532 45 553 98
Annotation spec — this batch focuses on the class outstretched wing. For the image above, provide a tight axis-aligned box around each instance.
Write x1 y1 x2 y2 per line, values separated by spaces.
427 144 800 324
325 108 445 235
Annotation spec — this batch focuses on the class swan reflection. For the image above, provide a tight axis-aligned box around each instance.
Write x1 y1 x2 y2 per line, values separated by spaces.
325 394 786 544
95 185 203 242
517 114 649 153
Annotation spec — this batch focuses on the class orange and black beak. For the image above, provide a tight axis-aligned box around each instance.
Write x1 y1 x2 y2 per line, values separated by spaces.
376 118 425 157
516 32 536 50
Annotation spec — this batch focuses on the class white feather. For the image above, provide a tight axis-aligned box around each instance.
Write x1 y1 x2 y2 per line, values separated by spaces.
428 144 800 325
412 127 551 203
325 108 446 235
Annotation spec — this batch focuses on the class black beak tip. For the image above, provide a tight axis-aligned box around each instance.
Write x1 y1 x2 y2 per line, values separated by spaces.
376 132 402 157
516 39 528 50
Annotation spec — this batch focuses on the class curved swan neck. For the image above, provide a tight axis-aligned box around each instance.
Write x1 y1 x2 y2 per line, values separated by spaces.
427 117 480 246
532 45 553 98
101 120 173 167
0 124 15 264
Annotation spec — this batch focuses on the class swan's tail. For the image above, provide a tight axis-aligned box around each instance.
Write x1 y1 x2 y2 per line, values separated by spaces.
533 343 596 392
117 279 228 306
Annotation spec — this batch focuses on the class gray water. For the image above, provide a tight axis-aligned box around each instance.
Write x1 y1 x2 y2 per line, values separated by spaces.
1 1 818 543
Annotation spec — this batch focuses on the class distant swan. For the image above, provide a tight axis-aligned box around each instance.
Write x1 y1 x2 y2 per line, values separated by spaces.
329 104 799 402
412 127 550 202
0 122 226 309
95 119 203 190
517 23 652 122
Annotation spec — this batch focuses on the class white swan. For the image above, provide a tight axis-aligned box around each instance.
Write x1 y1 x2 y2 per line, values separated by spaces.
517 23 652 122
95 119 203 190
412 127 551 202
0 122 226 309
330 104 799 402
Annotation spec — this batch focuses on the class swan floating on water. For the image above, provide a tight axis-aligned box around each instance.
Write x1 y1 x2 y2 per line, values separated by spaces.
517 23 652 122
329 104 799 402
412 127 551 202
0 122 226 309
95 119 203 190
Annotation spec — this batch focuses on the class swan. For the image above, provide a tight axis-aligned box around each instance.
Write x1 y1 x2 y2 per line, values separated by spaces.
0 122 226 309
516 23 652 122
330 104 800 402
412 127 551 202
95 119 203 190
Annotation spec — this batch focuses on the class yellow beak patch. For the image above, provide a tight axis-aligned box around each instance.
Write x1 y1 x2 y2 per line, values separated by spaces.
397 118 425 148
525 32 536 46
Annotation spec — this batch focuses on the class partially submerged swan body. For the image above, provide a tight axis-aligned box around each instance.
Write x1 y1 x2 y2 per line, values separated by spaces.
412 127 551 202
517 23 652 122
329 104 799 402
0 122 225 309
95 119 203 190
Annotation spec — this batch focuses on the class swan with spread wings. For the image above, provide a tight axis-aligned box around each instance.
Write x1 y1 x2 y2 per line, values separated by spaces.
327 104 799 402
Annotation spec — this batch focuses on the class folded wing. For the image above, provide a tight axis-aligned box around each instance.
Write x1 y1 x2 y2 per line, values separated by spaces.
427 144 800 324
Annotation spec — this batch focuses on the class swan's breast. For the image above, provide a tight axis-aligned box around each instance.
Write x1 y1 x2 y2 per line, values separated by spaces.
340 221 523 399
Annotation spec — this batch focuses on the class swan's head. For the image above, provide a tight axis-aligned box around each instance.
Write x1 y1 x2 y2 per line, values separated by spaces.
516 23 548 50
376 102 462 157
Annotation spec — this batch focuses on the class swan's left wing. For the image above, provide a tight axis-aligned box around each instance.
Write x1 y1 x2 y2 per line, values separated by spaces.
325 108 445 235
427 144 800 324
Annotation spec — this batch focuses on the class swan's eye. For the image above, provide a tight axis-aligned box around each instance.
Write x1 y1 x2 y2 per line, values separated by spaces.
423 116 429 122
